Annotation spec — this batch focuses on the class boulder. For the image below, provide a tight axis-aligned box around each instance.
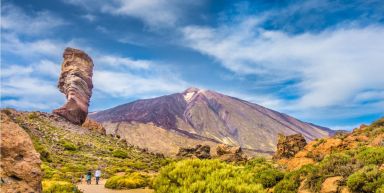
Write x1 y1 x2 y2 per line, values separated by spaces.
0 112 42 193
273 133 307 160
320 176 343 193
82 117 106 135
215 144 247 162
177 144 211 159
53 47 94 125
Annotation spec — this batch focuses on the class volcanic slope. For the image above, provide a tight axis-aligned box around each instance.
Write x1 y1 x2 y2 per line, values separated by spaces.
90 88 333 155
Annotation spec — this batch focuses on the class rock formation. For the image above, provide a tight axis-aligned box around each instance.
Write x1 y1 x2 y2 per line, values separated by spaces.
273 133 307 160
320 176 343 193
53 47 94 125
0 112 42 193
177 145 211 159
82 118 106 135
215 144 247 162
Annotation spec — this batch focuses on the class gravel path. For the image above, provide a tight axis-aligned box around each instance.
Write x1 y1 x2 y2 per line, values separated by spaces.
77 179 154 193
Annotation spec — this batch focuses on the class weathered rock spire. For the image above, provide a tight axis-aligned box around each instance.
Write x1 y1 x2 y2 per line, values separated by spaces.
53 47 94 125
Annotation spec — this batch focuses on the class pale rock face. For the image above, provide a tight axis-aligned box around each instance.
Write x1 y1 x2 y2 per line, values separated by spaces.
183 87 204 103
53 47 94 125
320 176 343 193
0 112 42 193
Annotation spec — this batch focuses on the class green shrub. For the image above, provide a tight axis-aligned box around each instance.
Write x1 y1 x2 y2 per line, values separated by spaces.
105 172 149 189
42 180 82 193
376 185 384 193
112 149 129 158
245 159 284 188
273 170 301 193
319 153 354 177
356 147 384 165
347 165 384 193
60 140 78 151
274 164 317 193
370 118 384 128
153 159 267 193
28 112 39 119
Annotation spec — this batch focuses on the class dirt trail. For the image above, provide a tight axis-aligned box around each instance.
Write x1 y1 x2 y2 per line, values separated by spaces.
77 179 154 193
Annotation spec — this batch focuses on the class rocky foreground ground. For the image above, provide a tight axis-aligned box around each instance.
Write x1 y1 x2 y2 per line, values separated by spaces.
1 107 383 193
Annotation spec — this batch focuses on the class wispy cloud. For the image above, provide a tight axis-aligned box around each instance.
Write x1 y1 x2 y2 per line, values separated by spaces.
63 0 203 27
96 55 151 70
1 4 67 35
181 20 384 105
93 69 187 98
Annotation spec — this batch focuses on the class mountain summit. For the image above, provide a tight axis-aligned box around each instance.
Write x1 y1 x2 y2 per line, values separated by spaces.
90 88 333 155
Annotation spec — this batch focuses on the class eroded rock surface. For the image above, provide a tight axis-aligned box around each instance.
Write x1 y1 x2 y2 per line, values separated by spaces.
0 112 42 193
273 133 307 160
216 144 247 162
82 118 106 135
53 47 94 125
177 144 211 159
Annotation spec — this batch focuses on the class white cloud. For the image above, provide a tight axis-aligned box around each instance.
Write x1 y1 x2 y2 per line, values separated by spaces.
93 70 187 98
181 19 384 113
34 60 61 77
96 55 151 69
1 33 65 59
1 75 64 110
1 4 66 35
63 0 203 27
82 14 96 22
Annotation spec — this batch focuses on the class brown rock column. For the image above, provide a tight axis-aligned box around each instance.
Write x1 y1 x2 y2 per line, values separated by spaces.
53 47 94 125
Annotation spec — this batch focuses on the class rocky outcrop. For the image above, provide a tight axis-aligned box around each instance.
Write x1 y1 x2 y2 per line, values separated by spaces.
320 176 343 193
215 144 247 162
53 47 94 125
273 133 307 160
82 118 106 135
0 112 42 193
177 145 211 159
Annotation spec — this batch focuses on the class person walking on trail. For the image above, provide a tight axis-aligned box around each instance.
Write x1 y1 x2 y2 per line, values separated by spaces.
86 170 92 185
95 168 101 185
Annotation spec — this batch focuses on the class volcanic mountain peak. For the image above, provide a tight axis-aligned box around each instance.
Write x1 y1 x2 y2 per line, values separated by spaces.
90 88 333 156
183 87 206 102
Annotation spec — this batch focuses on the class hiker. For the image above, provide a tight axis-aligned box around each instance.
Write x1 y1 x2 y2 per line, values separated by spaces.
86 170 92 185
95 168 101 185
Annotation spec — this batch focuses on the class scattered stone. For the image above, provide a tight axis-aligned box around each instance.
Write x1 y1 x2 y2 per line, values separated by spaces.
53 47 94 125
340 186 351 193
320 176 343 193
298 179 312 193
0 112 42 193
177 144 211 159
273 133 307 160
215 144 247 162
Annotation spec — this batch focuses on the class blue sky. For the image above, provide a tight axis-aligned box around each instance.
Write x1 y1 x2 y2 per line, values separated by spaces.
1 0 384 130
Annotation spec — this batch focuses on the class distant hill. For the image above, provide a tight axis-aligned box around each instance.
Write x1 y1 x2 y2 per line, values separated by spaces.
90 87 334 155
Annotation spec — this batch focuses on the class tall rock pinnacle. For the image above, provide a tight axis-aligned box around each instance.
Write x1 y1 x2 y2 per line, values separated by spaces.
53 47 94 125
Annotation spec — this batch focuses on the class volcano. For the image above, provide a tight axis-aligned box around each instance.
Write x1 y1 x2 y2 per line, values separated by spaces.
89 87 333 155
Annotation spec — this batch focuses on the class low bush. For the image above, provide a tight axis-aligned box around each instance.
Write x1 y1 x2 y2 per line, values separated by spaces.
245 158 284 188
347 165 384 193
60 140 78 151
153 159 267 193
42 180 82 193
319 153 354 177
356 147 384 165
274 164 317 193
104 172 149 189
112 149 129 159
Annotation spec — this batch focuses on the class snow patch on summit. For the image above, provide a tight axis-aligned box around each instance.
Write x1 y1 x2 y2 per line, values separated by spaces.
184 91 196 102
